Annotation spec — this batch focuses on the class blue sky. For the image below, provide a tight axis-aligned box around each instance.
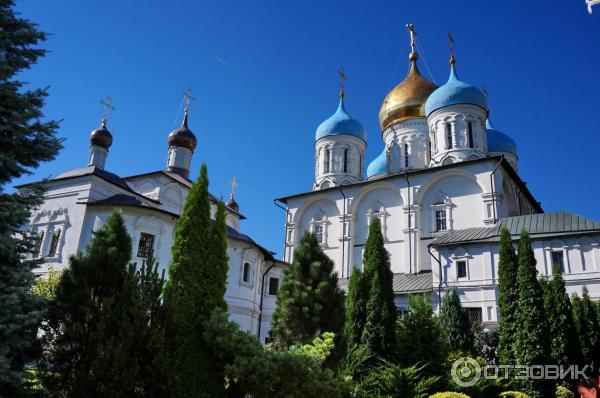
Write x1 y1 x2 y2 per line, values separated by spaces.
13 0 600 257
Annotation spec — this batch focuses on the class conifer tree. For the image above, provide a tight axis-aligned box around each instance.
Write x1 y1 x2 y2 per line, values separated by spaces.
513 230 552 397
271 231 345 348
361 218 397 360
343 267 369 350
41 212 163 396
163 164 229 397
0 1 61 393
572 287 600 372
397 294 447 378
543 266 580 368
439 287 474 352
497 227 519 365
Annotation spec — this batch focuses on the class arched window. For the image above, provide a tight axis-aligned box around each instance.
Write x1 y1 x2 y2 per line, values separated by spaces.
446 122 453 149
343 148 348 173
467 122 474 148
324 149 330 173
242 262 252 283
404 143 410 168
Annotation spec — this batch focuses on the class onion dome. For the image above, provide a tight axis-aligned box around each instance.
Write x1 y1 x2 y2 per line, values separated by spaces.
315 96 367 143
226 192 239 212
366 148 387 179
425 57 488 117
90 118 113 149
486 118 517 155
379 52 437 130
168 109 197 151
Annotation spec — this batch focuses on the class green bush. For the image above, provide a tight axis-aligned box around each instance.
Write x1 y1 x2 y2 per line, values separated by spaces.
499 391 530 398
429 392 471 398
555 385 575 398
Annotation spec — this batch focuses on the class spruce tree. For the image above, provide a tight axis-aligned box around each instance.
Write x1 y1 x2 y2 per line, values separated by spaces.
343 267 369 350
513 230 552 397
497 227 519 365
360 218 397 360
397 294 447 378
41 212 157 396
439 287 474 353
0 1 61 393
572 287 600 372
544 266 580 368
163 164 229 397
271 231 345 348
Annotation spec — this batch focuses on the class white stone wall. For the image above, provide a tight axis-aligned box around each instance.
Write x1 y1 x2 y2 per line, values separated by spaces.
383 118 430 172
432 234 600 328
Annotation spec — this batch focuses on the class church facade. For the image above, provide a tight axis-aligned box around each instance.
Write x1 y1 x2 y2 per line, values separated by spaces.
276 27 600 328
18 107 284 342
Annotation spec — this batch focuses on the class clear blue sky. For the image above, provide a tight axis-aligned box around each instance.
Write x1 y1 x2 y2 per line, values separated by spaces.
13 0 600 257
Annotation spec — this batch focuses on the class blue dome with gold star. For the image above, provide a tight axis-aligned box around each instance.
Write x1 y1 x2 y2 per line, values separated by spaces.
486 118 517 155
316 97 367 142
425 61 488 117
367 148 387 179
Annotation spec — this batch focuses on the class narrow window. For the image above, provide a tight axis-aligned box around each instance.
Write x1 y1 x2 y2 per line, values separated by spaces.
48 229 61 257
457 260 467 278
466 307 483 324
314 224 324 244
242 262 251 283
396 307 411 318
137 233 155 259
435 209 447 231
446 122 453 149
324 149 330 173
467 122 474 148
268 277 279 295
33 231 44 258
552 251 565 273
404 143 410 168
343 148 348 173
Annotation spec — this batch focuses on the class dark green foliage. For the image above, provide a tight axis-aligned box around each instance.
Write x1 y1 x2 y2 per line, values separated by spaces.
439 288 474 353
543 267 581 368
41 212 167 397
163 164 229 397
271 231 344 348
204 309 347 398
397 294 448 378
344 267 369 350
0 0 61 394
361 218 397 359
513 230 552 397
572 287 600 372
497 228 519 365
472 323 499 365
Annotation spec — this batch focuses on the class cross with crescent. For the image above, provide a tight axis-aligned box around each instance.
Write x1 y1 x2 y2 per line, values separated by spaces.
448 30 455 61
231 177 238 197
182 88 196 112
406 23 416 53
100 97 115 121
338 67 347 98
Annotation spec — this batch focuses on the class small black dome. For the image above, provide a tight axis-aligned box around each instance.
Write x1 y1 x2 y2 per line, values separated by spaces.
226 194 239 212
90 119 113 149
168 110 197 151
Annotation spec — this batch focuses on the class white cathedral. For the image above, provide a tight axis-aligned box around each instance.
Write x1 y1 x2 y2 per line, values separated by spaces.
18 106 285 342
275 26 600 328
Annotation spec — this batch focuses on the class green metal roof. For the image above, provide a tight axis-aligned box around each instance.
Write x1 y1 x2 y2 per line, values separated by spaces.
339 272 433 294
431 211 600 247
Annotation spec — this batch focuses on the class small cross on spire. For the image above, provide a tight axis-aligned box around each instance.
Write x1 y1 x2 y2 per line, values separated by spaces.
182 88 196 113
100 97 115 127
338 67 347 98
230 177 238 197
406 23 416 54
448 30 456 65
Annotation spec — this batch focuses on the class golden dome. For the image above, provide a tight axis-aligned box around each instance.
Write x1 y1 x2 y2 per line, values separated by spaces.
378 52 437 130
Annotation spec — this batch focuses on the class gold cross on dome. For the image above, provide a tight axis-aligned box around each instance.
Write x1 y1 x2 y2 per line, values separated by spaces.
182 88 196 112
406 23 416 53
100 97 115 121
338 67 347 98
448 30 456 63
